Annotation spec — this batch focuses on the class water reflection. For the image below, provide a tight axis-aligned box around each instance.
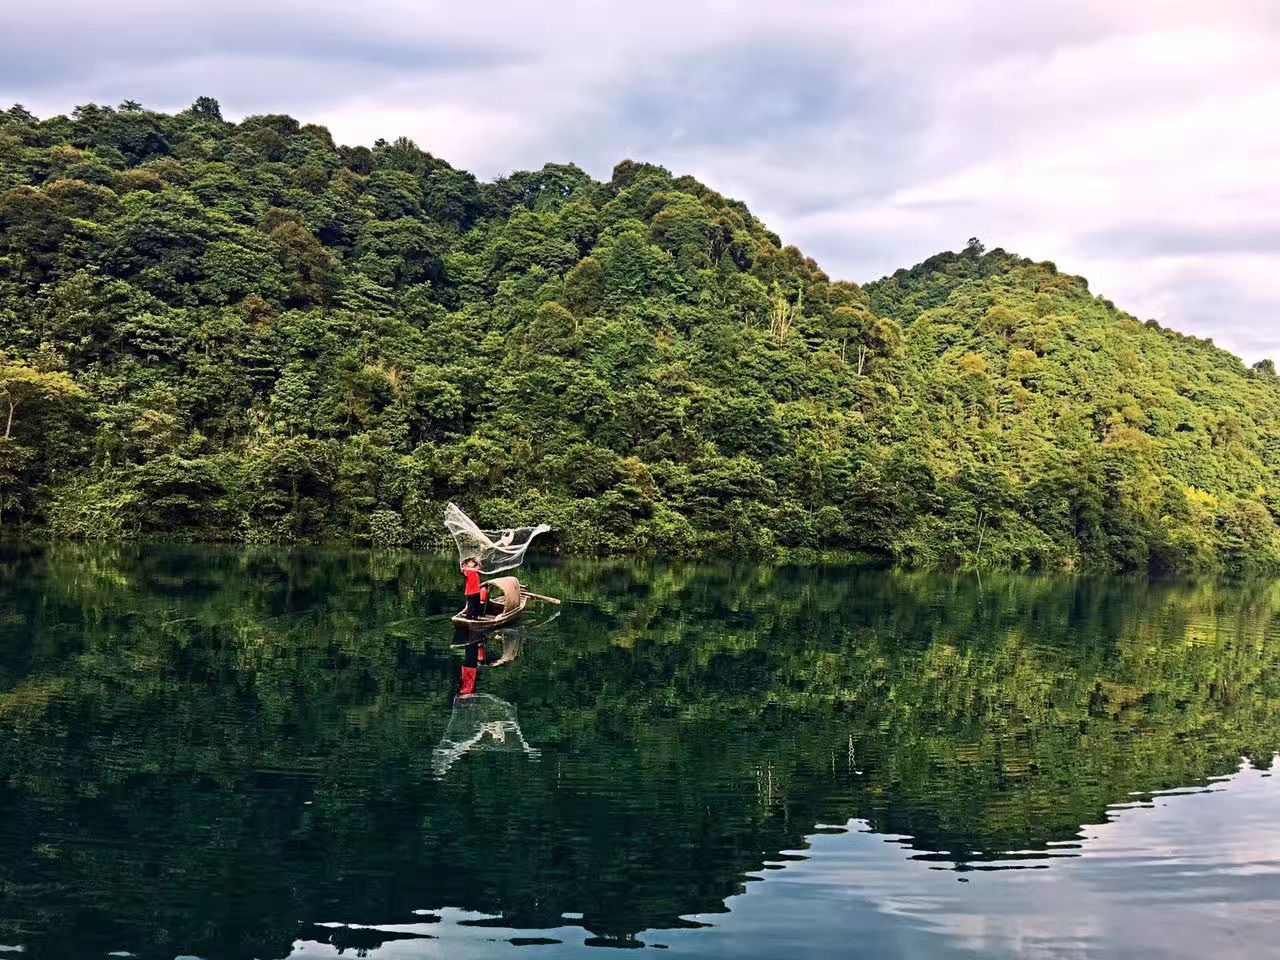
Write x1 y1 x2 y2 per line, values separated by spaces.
0 542 1277 959
433 626 540 777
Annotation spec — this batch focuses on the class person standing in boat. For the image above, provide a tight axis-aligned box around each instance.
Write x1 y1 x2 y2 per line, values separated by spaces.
462 557 483 619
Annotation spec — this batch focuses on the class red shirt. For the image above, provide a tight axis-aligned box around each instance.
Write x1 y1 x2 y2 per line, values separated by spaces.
464 568 481 595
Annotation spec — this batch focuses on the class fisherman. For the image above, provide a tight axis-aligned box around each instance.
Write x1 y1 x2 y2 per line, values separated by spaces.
461 557 483 619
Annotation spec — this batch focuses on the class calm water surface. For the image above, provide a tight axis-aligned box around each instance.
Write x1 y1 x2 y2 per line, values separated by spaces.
1 544 1278 959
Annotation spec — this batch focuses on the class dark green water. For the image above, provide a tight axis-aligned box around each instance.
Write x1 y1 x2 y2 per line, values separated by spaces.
1 544 1278 960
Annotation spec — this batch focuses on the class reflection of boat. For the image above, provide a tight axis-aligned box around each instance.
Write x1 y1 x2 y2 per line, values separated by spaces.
431 693 540 777
485 629 523 665
451 627 525 664
452 576 560 631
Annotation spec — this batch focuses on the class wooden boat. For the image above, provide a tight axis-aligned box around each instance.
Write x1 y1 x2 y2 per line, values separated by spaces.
452 576 530 630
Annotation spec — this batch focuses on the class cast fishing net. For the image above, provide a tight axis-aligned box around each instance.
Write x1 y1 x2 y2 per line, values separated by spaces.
444 503 550 574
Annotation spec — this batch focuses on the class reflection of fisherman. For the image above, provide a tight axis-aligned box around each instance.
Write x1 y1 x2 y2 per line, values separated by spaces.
433 627 538 778
453 624 523 697
458 633 492 696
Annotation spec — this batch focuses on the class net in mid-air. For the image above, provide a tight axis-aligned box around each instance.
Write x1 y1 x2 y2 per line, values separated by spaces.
443 503 550 574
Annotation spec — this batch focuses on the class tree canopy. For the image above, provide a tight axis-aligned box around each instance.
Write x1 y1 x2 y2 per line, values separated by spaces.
2 99 1278 572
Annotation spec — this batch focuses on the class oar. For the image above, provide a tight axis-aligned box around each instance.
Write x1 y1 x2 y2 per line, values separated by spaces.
522 591 562 605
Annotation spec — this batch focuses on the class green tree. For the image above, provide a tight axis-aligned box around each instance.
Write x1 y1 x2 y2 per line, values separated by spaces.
0 103 1278 572
0 364 84 439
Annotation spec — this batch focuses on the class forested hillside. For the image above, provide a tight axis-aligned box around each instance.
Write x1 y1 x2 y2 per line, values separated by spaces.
1 99 1278 571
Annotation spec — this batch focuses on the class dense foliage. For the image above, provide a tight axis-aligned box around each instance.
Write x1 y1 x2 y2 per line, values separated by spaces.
2 99 1279 571
2 545 1277 954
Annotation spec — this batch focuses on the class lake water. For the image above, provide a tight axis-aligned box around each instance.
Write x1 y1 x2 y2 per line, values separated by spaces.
1 543 1278 959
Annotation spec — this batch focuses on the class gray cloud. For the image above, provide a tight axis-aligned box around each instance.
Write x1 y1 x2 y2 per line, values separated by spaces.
0 38 520 88
1082 224 1280 258
0 3 525 95
605 40 911 151
538 35 932 219
1159 272 1280 358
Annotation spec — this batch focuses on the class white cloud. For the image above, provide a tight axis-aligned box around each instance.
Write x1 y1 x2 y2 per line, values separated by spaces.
2 1 1278 359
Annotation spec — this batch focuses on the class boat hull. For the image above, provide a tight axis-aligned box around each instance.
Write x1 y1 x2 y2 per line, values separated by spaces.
451 596 528 630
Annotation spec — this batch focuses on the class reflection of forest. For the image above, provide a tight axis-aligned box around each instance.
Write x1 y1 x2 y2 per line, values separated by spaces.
1 543 1278 958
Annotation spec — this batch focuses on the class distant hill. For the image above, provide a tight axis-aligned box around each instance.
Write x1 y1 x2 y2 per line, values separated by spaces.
1 99 1277 571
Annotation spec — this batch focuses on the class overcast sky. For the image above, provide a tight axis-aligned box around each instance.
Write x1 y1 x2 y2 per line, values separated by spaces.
4 1 1278 361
